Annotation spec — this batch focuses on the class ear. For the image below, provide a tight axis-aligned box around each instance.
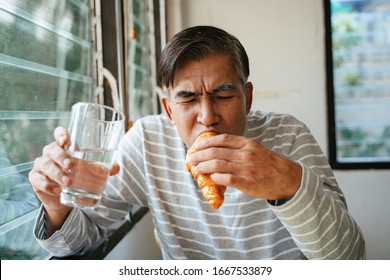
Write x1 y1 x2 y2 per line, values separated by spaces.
244 82 253 114
161 96 175 125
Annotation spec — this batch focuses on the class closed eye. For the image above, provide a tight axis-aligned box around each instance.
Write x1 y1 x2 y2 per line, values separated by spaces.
174 90 198 104
179 97 197 104
215 94 233 99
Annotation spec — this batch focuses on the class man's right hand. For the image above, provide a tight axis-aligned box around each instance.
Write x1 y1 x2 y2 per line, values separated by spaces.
28 127 73 235
28 126 121 236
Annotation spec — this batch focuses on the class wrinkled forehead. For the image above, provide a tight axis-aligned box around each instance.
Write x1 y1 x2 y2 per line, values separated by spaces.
180 53 236 79
163 57 244 100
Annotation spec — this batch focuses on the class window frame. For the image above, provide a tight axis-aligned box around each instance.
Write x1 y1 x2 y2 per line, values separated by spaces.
0 0 94 260
0 0 164 260
324 0 390 170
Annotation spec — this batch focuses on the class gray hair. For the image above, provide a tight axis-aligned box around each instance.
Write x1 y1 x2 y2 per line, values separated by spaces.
158 26 250 94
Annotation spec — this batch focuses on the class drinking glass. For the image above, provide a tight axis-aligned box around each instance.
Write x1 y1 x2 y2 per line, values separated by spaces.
60 102 125 208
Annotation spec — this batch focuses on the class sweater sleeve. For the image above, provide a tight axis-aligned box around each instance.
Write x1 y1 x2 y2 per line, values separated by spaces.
33 207 87 257
269 120 366 259
33 198 133 257
271 164 366 259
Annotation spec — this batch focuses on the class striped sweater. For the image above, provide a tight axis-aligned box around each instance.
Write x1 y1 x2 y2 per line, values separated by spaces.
34 111 366 259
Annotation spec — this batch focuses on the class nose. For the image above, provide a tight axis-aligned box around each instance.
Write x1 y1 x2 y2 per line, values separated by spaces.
197 96 220 126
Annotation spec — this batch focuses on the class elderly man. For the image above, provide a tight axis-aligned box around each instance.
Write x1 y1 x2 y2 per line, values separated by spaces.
29 25 365 259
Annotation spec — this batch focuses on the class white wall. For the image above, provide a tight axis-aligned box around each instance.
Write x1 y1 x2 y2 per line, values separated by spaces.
166 0 390 260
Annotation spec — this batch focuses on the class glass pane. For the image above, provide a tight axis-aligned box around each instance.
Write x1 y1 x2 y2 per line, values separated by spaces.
330 0 390 164
0 1 90 74
0 211 48 260
126 0 154 121
0 0 92 259
0 63 91 111
1 0 89 31
0 116 68 165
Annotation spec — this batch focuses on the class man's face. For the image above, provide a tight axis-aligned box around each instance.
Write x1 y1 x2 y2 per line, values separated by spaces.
162 54 253 147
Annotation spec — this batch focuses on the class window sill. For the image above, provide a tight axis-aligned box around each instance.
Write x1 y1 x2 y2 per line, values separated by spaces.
50 207 149 260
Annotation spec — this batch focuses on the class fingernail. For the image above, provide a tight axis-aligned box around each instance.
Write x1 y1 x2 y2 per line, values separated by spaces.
61 175 70 185
63 158 72 168
53 187 62 194
59 135 65 144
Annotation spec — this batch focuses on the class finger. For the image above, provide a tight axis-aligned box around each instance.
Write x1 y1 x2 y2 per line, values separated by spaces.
193 158 243 177
54 126 70 148
192 134 245 150
210 172 239 187
34 154 72 187
30 171 68 210
42 142 73 170
187 147 242 167
29 171 62 195
210 172 265 199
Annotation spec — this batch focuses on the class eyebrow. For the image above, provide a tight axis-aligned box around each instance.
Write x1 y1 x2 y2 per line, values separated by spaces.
175 90 196 99
210 82 236 94
174 82 237 99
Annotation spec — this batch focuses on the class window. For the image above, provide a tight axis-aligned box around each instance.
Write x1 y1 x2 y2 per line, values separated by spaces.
0 0 92 259
325 0 390 169
0 0 165 260
125 0 162 122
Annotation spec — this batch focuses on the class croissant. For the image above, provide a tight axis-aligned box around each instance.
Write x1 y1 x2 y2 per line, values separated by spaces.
186 132 227 209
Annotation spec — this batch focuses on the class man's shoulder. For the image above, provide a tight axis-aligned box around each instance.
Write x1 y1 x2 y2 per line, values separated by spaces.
245 110 310 147
247 110 304 127
132 114 172 128
130 114 178 138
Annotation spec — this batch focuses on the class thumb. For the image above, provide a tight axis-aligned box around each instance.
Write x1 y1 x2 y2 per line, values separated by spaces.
110 163 120 176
